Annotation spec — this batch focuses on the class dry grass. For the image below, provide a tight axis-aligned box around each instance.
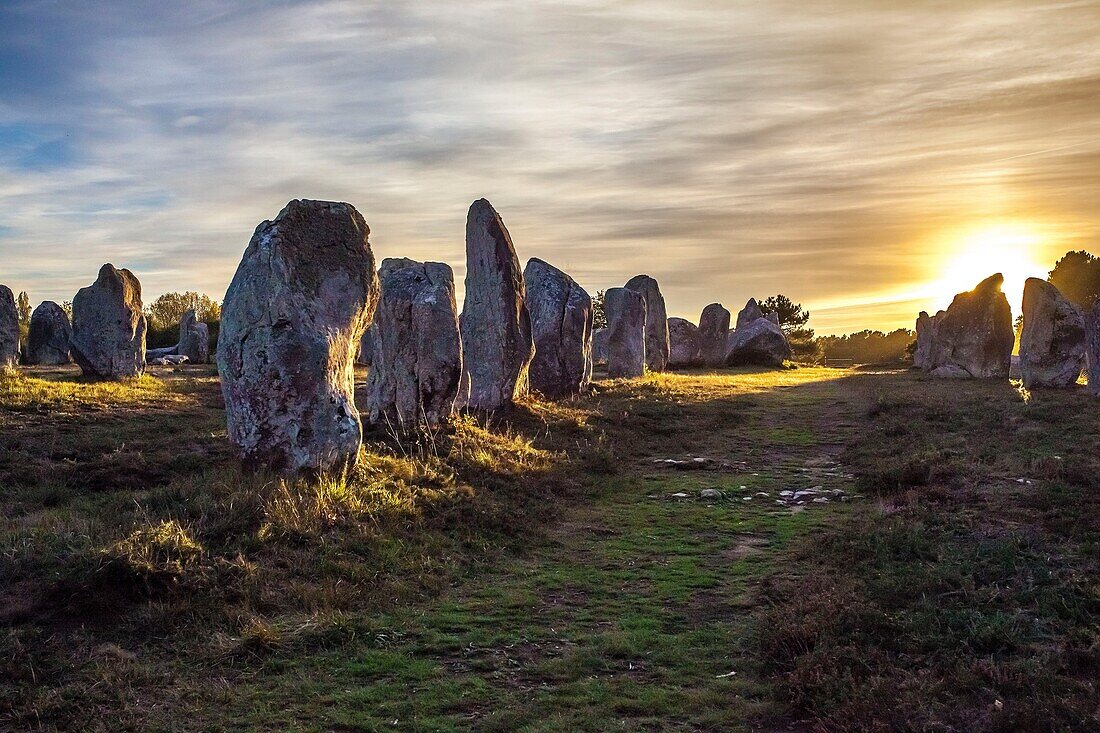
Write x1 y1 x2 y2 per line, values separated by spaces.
2 364 1098 731
0 370 174 412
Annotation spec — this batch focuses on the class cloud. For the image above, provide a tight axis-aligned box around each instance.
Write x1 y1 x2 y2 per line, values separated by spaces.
1 0 1099 334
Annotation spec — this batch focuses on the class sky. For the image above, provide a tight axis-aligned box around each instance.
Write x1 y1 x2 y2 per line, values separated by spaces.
2 1 1100 335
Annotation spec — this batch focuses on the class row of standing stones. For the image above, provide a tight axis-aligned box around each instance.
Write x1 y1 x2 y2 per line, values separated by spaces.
0 197 792 475
913 272 1100 393
213 198 797 473
0 267 210 374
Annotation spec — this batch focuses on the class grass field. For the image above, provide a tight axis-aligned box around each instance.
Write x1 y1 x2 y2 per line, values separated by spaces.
1 365 1098 731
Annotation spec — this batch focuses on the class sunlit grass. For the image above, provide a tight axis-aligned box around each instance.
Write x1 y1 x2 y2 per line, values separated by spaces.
0 370 174 412
103 519 205 581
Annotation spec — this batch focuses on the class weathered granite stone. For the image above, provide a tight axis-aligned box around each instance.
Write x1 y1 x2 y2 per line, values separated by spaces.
928 274 1014 379
178 309 210 364
736 298 765 329
25 301 72 365
358 326 376 367
913 310 941 370
459 199 535 411
1019 278 1086 389
70 264 147 378
725 317 791 367
624 275 670 372
698 303 731 367
766 311 780 326
366 258 462 428
592 327 609 366
1086 301 1100 396
605 287 646 378
150 354 189 366
668 317 701 368
930 364 971 379
216 199 379 474
524 258 593 398
146 344 178 359
0 285 20 370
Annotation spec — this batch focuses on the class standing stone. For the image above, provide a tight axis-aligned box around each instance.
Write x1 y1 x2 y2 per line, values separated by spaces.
357 325 377 367
460 199 534 411
217 199 379 474
0 286 18 370
913 311 940 370
928 274 1014 379
592 327 609 366
736 298 765 328
366 258 462 429
1019 278 1086 389
70 264 147 379
1086 301 1100 396
698 303 731 367
524 258 593 398
725 317 792 367
25 301 72 365
177 309 210 364
667 317 701 368
624 275 670 372
605 287 646 378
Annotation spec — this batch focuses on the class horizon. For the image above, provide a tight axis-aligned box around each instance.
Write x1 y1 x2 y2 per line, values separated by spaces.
3 1 1100 336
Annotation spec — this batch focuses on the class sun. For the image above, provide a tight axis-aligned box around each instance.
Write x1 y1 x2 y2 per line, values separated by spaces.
936 222 1049 312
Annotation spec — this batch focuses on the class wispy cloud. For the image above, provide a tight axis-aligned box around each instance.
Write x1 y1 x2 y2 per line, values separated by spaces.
1 0 1099 333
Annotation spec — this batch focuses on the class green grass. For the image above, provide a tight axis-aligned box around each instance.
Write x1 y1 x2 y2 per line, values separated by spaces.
1 364 1097 731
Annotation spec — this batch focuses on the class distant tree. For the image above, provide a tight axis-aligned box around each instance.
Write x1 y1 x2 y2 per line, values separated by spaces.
60 300 73 319
817 328 914 365
15 291 31 344
592 290 607 330
1048 250 1100 307
758 294 821 363
145 291 221 349
145 291 221 331
16 291 31 326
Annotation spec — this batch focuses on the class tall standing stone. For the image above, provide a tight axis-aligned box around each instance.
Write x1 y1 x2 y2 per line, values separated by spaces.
25 301 72 365
177 309 210 364
366 258 462 429
736 298 765 329
913 311 941 370
624 275 670 372
1086 301 1100 396
0 285 18 370
524 258 593 398
698 303 731 367
460 199 534 411
605 287 646 378
928 274 1014 379
592 327 609 366
667 317 701 368
1019 278 1086 389
70 264 147 379
217 199 379 474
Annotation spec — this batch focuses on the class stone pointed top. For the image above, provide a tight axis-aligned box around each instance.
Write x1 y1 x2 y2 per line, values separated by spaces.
735 298 765 328
95 263 142 299
974 273 1005 293
468 198 506 230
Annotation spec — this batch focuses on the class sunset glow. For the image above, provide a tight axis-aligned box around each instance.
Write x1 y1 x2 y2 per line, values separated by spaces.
935 223 1050 314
